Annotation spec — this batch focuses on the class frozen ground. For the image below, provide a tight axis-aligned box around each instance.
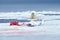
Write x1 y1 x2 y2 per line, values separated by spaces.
0 11 60 40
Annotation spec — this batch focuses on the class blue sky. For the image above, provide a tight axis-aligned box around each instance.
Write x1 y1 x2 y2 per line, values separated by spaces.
0 0 60 4
0 0 60 12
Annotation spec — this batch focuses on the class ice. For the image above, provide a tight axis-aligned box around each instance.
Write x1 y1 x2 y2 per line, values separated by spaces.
0 11 60 40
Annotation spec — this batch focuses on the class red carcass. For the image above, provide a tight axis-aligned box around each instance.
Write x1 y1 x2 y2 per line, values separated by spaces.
10 21 20 26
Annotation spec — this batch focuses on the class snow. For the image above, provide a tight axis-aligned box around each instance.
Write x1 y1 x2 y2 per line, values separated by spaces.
0 11 60 40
